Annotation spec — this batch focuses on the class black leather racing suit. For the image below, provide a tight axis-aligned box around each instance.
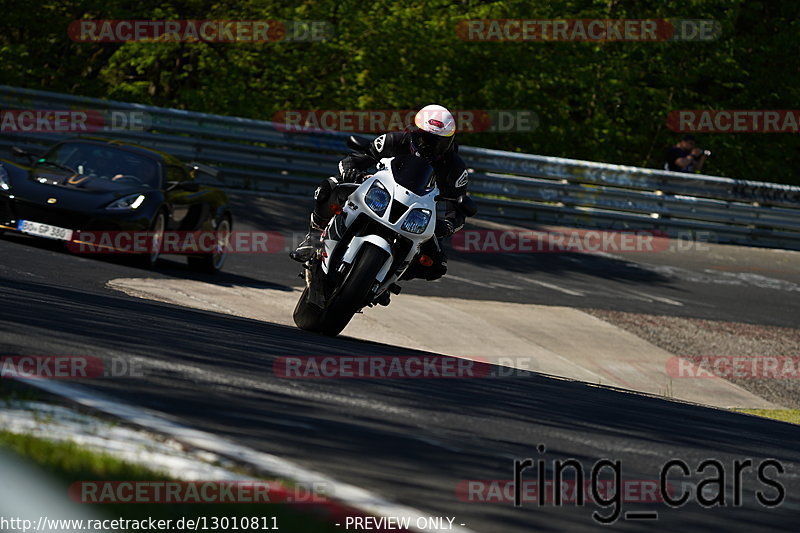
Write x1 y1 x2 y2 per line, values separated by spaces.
312 131 470 280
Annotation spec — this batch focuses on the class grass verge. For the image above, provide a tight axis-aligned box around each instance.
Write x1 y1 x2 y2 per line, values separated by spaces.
733 409 800 425
0 430 342 532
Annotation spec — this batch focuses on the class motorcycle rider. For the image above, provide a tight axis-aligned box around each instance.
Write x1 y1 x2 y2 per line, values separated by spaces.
290 104 470 283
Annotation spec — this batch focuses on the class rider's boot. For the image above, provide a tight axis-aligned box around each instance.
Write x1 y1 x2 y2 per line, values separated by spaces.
290 213 326 262
374 283 401 307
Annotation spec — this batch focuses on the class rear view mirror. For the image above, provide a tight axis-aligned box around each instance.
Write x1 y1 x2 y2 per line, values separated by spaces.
457 195 478 217
347 135 371 152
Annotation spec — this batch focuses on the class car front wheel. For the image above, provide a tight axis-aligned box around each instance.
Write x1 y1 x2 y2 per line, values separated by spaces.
132 211 166 269
187 215 231 274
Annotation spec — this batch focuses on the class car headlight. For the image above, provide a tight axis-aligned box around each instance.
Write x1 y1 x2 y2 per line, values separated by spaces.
401 208 432 234
106 193 146 210
0 165 10 191
364 181 390 216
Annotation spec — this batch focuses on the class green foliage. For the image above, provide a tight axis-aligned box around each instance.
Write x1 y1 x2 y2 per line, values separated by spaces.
2 0 799 183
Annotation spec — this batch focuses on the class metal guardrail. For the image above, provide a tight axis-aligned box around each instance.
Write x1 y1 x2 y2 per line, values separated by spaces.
1 85 799 250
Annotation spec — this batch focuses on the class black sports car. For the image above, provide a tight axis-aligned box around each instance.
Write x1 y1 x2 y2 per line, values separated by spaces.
0 138 232 272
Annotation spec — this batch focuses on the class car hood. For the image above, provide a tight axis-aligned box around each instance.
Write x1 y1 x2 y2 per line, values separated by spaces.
24 168 150 194
4 167 153 212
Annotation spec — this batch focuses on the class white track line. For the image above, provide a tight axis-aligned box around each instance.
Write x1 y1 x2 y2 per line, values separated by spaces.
488 282 522 290
618 288 684 307
445 274 495 289
15 379 480 533
516 276 585 297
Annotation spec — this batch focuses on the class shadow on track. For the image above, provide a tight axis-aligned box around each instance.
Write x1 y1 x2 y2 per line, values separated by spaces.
0 232 291 291
1 275 798 532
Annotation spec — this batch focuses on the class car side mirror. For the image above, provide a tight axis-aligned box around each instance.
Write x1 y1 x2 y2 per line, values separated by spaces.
12 146 34 164
457 195 478 217
347 135 371 152
168 181 201 192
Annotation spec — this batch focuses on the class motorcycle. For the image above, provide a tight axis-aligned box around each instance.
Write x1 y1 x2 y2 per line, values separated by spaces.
293 138 477 337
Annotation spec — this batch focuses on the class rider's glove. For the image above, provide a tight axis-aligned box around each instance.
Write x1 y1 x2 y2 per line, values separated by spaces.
434 219 456 239
340 168 368 183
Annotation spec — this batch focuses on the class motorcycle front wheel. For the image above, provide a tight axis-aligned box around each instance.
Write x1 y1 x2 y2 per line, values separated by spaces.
293 285 325 332
319 243 387 337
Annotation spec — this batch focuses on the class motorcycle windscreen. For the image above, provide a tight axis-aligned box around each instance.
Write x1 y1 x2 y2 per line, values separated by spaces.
390 155 434 196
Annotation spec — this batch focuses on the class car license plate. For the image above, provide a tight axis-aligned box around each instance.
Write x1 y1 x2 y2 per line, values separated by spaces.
17 220 73 241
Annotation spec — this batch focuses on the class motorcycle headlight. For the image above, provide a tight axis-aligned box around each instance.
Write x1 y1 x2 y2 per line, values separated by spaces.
401 208 432 234
364 181 390 216
106 193 146 210
0 165 10 191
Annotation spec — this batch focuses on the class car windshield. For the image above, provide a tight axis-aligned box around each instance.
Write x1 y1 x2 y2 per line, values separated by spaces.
39 142 160 188
390 155 434 196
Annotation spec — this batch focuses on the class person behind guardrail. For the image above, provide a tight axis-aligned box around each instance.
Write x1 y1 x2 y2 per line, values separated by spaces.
290 104 470 291
665 134 711 173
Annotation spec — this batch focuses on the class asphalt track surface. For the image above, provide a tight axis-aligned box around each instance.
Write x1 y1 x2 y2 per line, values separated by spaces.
1 193 800 532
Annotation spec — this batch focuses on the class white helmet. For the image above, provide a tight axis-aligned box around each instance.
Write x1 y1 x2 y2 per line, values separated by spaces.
411 104 456 161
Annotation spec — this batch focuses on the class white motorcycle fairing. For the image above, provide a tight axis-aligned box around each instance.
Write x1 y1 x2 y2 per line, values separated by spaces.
320 157 439 297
